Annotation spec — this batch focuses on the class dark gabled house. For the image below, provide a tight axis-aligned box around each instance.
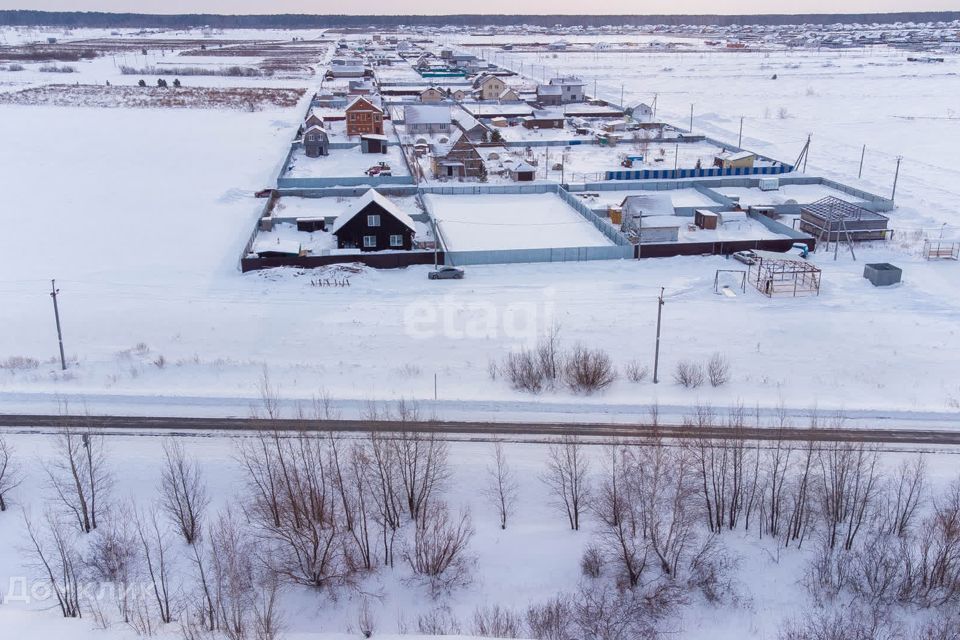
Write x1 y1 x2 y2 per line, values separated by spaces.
331 189 416 251
303 125 329 157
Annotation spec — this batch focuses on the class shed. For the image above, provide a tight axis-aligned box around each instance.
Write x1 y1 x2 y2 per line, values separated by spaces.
360 133 389 154
331 189 416 251
714 151 756 169
510 161 537 182
695 209 718 230
523 110 564 129
296 217 326 232
633 216 682 244
620 193 675 221
254 240 302 258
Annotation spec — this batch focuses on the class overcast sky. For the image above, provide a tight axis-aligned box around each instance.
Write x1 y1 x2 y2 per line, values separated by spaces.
4 0 959 14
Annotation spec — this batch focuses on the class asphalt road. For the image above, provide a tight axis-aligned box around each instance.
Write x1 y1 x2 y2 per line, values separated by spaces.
2 413 960 445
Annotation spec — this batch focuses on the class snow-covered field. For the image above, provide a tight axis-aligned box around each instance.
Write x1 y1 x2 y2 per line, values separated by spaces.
425 193 614 251
2 24 960 640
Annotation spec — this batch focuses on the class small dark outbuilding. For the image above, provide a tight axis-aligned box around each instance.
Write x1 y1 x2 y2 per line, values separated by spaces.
360 133 389 154
331 189 416 252
303 125 329 158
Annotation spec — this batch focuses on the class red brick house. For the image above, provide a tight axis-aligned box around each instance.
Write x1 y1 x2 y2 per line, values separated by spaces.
345 96 384 137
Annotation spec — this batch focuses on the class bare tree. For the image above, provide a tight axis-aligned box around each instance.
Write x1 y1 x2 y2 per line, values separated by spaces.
159 438 209 544
882 455 926 538
816 431 881 551
594 441 647 588
393 428 449 522
329 434 375 570
365 431 404 567
543 436 590 531
45 425 111 534
24 511 83 618
484 441 519 530
135 506 176 624
0 436 21 511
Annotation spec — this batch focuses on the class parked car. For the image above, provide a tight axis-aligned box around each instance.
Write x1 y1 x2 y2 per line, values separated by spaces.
428 266 465 280
733 250 758 265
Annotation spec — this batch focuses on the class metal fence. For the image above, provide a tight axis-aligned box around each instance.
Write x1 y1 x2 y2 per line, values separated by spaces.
447 245 632 266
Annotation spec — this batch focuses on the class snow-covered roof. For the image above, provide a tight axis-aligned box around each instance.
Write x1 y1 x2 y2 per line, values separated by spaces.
346 95 383 113
512 162 536 173
549 76 584 86
361 133 389 141
531 109 563 119
621 193 675 218
537 84 563 96
331 189 416 234
304 125 327 135
404 104 452 126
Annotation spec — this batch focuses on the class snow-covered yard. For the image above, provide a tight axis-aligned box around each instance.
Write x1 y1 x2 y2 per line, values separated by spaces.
425 192 614 251
283 143 411 179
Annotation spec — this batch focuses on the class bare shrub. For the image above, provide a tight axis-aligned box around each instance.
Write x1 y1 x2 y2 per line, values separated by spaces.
0 437 22 511
153 355 167 369
624 360 649 383
357 597 376 638
526 594 574 640
687 536 739 604
673 361 704 388
484 441 518 530
779 604 902 640
542 436 590 531
405 501 474 595
160 439 209 544
563 345 616 394
85 510 141 624
45 423 112 533
574 582 659 640
0 355 39 370
473 604 524 638
39 64 76 73
706 353 730 387
536 324 563 384
417 607 462 635
580 543 604 579
503 349 545 393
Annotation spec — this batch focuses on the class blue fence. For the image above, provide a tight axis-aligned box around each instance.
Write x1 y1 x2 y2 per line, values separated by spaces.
605 164 794 181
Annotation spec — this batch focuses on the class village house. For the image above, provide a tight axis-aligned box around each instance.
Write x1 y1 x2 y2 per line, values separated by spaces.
431 133 485 180
473 73 506 101
348 80 376 95
304 112 324 130
331 189 416 251
452 111 491 143
303 125 329 158
498 87 521 103
404 104 452 135
345 96 384 137
536 83 563 106
420 87 445 103
451 88 468 101
547 76 585 103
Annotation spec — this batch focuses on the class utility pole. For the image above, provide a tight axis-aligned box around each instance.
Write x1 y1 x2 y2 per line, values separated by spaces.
738 116 744 148
653 287 665 384
50 279 66 371
689 104 694 132
674 143 679 172
891 156 902 201
620 83 624 108
431 218 439 269
652 93 658 121
858 144 866 179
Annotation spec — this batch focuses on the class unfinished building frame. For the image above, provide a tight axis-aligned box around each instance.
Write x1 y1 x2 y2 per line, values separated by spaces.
799 197 890 254
748 253 822 297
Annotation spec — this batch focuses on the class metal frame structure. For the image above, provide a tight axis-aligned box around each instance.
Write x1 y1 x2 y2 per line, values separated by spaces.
714 269 747 294
748 254 822 298
923 239 960 261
